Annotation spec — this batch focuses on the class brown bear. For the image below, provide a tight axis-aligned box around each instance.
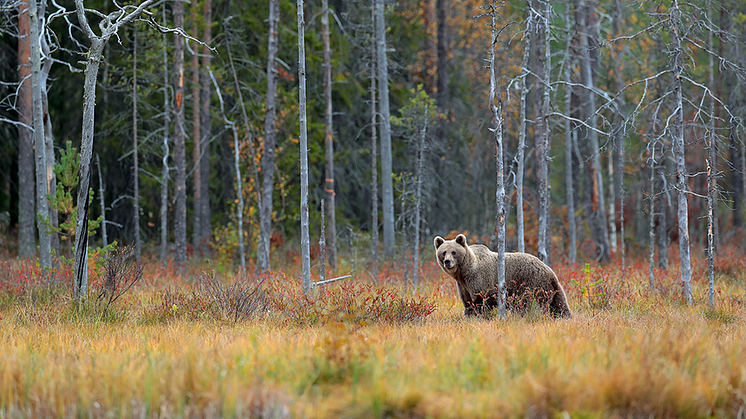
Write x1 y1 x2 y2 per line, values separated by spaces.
434 234 571 318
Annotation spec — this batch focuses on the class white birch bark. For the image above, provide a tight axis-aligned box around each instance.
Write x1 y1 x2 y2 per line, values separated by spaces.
536 0 551 264
297 0 311 294
516 9 530 254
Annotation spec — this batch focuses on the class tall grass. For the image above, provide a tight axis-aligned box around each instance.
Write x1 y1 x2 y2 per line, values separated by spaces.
0 247 744 418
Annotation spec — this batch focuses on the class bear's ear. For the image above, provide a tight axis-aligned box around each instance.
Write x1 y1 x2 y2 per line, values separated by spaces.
455 234 467 247
434 236 445 250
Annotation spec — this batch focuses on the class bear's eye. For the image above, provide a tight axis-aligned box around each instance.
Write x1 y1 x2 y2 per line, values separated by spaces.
451 251 456 256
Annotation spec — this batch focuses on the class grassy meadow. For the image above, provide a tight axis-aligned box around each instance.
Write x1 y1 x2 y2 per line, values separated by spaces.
1 245 745 418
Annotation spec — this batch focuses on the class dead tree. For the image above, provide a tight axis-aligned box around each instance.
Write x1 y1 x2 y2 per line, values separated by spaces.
376 0 395 256
17 0 35 259
132 26 141 261
370 2 379 277
322 0 337 271
173 0 187 271
297 0 311 294
515 7 530 254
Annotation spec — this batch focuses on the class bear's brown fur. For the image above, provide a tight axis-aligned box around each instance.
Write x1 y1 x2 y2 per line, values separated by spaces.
434 234 571 318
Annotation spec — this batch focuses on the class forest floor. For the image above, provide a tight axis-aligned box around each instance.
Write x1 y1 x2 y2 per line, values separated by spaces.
1 246 745 418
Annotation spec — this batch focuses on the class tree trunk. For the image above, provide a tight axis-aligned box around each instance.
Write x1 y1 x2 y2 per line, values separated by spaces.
563 0 576 264
258 0 279 273
706 0 716 308
648 141 656 290
413 104 428 291
608 154 617 253
489 0 506 319
96 154 107 249
297 0 311 294
657 153 669 270
578 0 609 262
516 7 529 254
436 0 449 112
17 0 35 259
191 1 202 258
376 0 395 256
160 2 170 264
199 0 212 255
133 26 141 260
39 14 58 260
322 0 337 271
670 0 692 304
173 0 187 270
30 0 51 269
536 0 551 264
370 4 379 278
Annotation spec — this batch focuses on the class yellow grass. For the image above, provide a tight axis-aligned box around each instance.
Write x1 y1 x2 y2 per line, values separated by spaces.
1 255 745 418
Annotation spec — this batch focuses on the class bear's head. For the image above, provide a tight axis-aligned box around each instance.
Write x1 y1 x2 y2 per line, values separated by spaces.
433 234 469 274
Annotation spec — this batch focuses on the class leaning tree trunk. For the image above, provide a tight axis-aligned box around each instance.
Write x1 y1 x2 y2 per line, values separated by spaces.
173 0 187 271
258 0 279 273
563 0 576 263
30 0 51 269
199 0 212 255
191 1 202 258
489 0 506 319
322 0 337 271
297 0 311 294
17 0 36 259
536 0 551 264
670 0 692 305
376 0 395 256
370 4 379 278
516 7 530 254
133 26 141 260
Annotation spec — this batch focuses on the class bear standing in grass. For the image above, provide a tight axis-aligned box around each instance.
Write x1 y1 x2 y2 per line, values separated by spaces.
434 234 571 318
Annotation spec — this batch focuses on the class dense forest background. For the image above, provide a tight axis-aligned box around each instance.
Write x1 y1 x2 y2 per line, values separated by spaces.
1 0 745 274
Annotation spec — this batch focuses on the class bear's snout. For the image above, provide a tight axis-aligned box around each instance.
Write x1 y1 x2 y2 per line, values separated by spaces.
443 259 453 268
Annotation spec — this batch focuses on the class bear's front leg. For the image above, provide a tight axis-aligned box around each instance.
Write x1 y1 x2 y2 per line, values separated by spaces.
464 305 478 316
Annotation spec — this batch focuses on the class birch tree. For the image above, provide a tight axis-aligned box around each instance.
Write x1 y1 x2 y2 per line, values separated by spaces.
258 0 279 273
515 6 530 254
376 0 395 256
322 0 337 271
535 0 551 264
370 3 379 277
297 0 311 294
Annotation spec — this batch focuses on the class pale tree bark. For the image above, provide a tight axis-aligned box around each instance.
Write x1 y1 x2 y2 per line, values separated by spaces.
611 0 626 268
160 2 170 264
608 153 617 253
39 15 58 260
412 104 428 291
72 0 158 302
174 0 187 271
191 2 202 257
648 139 656 290
489 0 506 319
297 0 311 294
436 0 449 112
30 0 51 269
133 26 141 260
706 0 716 309
199 0 212 254
578 0 609 262
258 0 279 273
670 0 692 305
536 0 551 265
370 4 379 278
17 0 35 259
208 68 245 271
322 0 337 271
96 154 107 249
516 8 530 254
563 0 576 263
376 0 395 256
319 200 326 283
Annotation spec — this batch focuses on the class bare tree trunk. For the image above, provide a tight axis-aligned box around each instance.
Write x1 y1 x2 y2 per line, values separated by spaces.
191 2 202 258
706 0 716 309
611 0 625 270
297 0 311 294
133 27 141 260
17 0 35 259
516 8 530 254
670 0 692 304
489 0 506 319
370 5 379 278
648 140 656 290
436 0 449 112
563 0 576 263
199 0 212 255
322 0 337 271
376 0 395 256
160 2 170 264
658 154 670 270
258 0 279 273
39 15 58 260
536 0 551 264
174 0 187 271
96 154 107 249
320 200 326 283
608 154 617 253
413 104 428 291
578 0 609 262
29 0 51 269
